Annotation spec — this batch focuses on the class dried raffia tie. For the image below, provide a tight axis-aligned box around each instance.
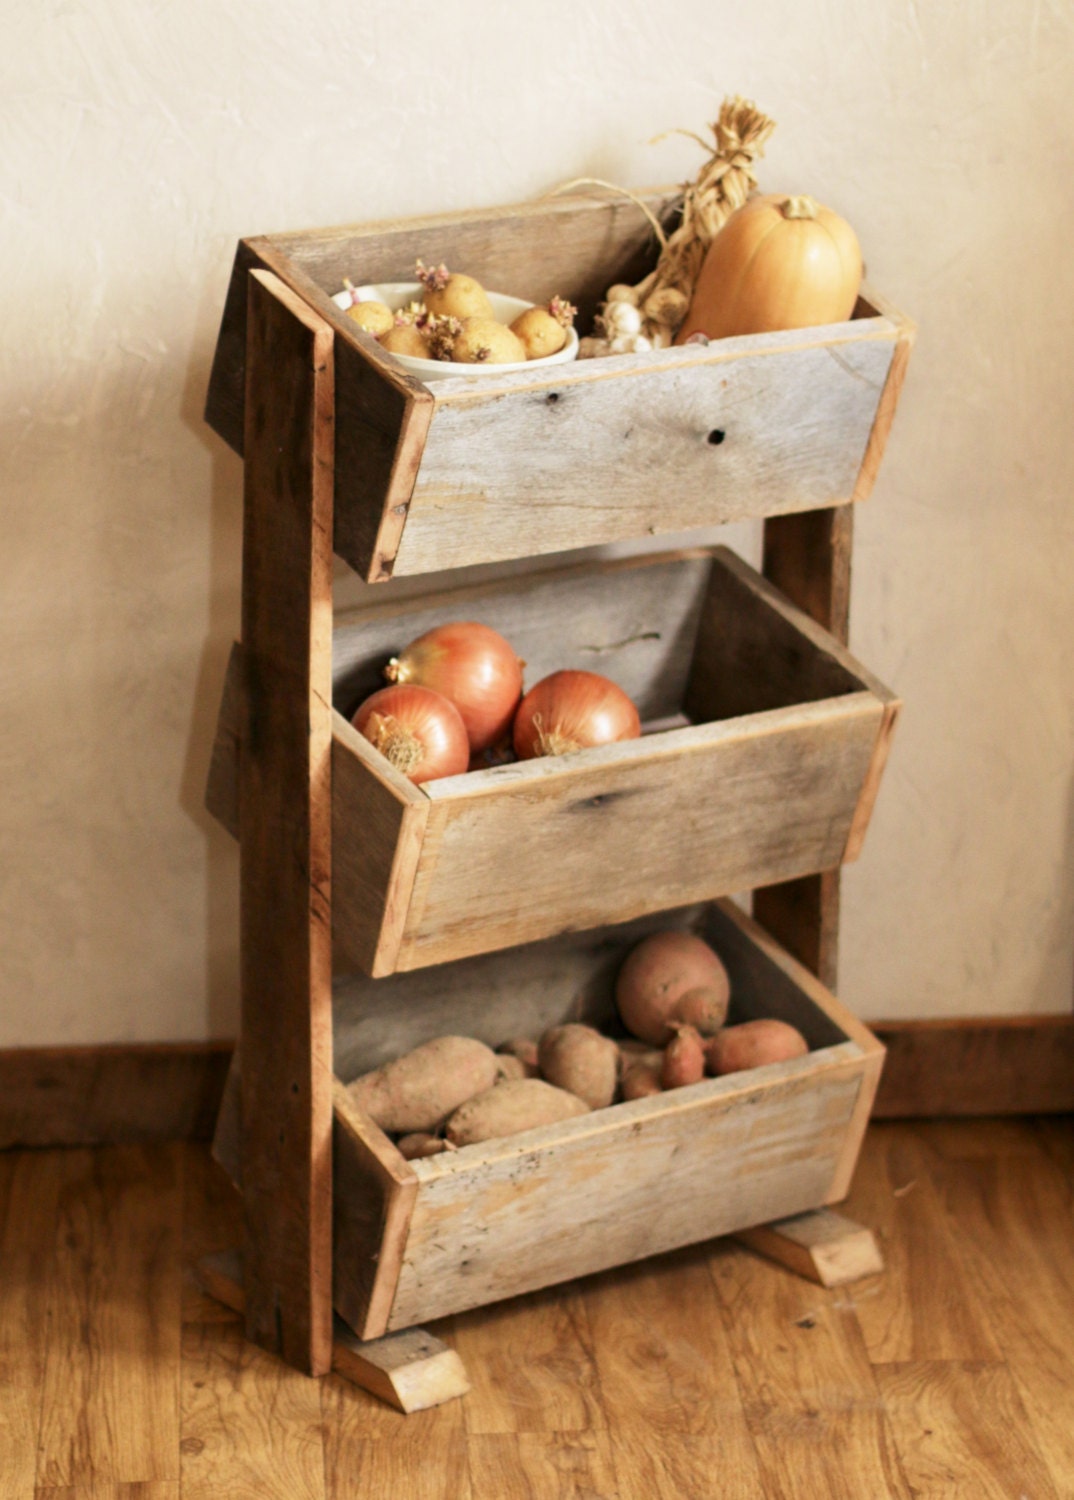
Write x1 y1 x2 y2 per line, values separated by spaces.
545 96 777 354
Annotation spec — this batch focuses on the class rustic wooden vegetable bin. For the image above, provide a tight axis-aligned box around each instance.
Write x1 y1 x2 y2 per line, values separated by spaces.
205 190 913 582
212 897 883 1342
200 187 913 1408
207 544 898 977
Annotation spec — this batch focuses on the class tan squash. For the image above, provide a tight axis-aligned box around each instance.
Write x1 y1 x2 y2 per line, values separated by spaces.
674 193 862 343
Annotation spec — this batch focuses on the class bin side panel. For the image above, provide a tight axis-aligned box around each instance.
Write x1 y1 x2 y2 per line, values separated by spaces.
386 1052 864 1330
390 334 896 576
392 698 882 971
331 718 429 978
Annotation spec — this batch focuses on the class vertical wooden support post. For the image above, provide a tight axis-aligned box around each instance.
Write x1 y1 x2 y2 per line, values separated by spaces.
754 505 853 989
239 269 335 1375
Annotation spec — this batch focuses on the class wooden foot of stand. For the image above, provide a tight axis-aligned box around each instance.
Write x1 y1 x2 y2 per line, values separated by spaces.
734 1208 883 1288
197 1251 470 1414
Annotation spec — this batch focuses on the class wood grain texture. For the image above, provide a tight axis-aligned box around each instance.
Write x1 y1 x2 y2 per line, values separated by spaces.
385 1047 864 1332
196 1249 468 1414
0 1043 234 1148
204 198 911 581
735 1208 884 1287
6 1125 1074 1493
239 270 334 1374
396 696 882 970
453 1282 604 1436
841 1125 1004 1365
584 1246 763 1490
180 1322 327 1500
392 323 897 576
0 1150 63 1499
465 1433 620 1500
850 287 917 504
755 503 855 989
907 1120 1074 1484
872 1016 1074 1116
330 713 428 977
708 1233 913 1500
873 1360 1061 1500
331 1079 418 1340
35 1146 183 1490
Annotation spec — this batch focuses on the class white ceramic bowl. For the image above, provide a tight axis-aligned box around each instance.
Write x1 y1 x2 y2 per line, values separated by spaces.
331 281 579 380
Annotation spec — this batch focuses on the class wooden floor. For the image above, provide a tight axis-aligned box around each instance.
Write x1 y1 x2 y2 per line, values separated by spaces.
2 1116 1072 1499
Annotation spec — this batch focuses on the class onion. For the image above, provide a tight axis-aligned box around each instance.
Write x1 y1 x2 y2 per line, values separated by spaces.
352 684 469 785
385 621 523 754
513 670 640 760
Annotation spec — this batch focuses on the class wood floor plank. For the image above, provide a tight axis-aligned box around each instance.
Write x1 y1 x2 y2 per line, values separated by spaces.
926 1129 1074 1487
0 1150 64 1500
453 1283 604 1436
322 1433 471 1500
707 1238 912 1500
35 1145 183 1490
466 1432 618 1499
839 1123 1003 1364
584 1245 766 1497
34 1485 180 1498
180 1145 243 1325
874 1361 1061 1500
180 1323 327 1500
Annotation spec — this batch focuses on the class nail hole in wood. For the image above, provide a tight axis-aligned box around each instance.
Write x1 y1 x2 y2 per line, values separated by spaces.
707 429 726 446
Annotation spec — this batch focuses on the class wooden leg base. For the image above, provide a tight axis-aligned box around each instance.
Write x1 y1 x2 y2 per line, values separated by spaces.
733 1208 883 1288
197 1251 470 1413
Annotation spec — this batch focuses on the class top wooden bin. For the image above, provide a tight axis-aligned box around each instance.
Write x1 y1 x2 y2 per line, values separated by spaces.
205 191 914 582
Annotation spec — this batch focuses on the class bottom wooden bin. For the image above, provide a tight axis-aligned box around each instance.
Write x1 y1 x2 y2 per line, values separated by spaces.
327 897 884 1340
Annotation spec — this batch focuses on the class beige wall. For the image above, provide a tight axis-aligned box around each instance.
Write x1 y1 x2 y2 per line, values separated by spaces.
3 1 1072 1045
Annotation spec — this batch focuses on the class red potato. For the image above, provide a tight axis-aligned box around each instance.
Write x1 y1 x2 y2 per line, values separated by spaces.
705 1019 809 1076
615 930 731 1045
621 1062 663 1100
661 1025 706 1089
445 1078 590 1146
538 1023 619 1110
346 1035 499 1134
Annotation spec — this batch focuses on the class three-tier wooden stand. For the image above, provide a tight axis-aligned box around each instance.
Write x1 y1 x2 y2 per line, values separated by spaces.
201 191 913 1409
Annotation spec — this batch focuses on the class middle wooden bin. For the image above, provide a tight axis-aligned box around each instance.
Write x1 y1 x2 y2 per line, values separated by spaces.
207 543 899 978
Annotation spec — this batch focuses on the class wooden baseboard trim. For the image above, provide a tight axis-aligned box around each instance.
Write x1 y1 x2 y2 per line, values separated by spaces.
0 1041 235 1148
871 1016 1074 1118
3 1016 1071 1147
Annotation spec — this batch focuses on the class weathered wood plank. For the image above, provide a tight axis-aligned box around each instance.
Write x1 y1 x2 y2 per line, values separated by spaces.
850 285 917 504
35 1147 183 1490
331 714 428 977
385 1044 865 1332
331 1081 418 1341
394 326 896 575
395 695 882 970
196 1251 468 1415
735 1208 883 1287
755 503 855 988
239 270 334 1375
